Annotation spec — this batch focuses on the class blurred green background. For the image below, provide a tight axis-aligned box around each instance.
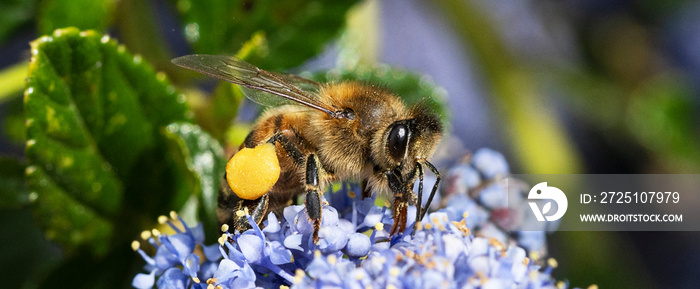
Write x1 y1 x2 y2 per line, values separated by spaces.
1 0 699 288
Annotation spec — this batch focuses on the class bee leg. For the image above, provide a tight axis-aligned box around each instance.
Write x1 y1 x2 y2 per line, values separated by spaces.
304 154 323 244
218 173 270 233
413 162 424 233
419 161 441 221
386 171 410 235
361 179 372 199
391 195 409 235
267 133 305 166
233 195 270 232
267 132 323 242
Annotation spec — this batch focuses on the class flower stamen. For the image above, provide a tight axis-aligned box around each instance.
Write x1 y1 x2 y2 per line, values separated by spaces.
294 269 305 284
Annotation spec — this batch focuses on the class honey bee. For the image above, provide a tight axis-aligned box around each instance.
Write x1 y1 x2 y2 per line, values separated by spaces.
172 55 443 243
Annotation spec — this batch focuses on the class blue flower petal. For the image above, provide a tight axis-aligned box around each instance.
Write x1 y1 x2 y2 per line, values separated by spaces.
363 251 390 275
337 218 356 234
231 278 256 289
168 233 196 262
447 164 481 193
132 271 155 289
344 268 371 289
267 241 293 264
317 271 342 285
154 243 179 270
156 268 189 289
506 247 528 282
305 257 328 279
421 270 445 288
473 148 509 179
191 223 205 244
184 253 200 278
406 205 417 228
318 226 348 254
283 205 304 229
214 259 240 283
284 233 304 251
344 233 371 257
203 243 223 262
223 241 247 264
354 197 375 215
359 206 385 228
483 279 510 289
479 184 507 208
293 209 315 234
517 230 546 253
321 206 339 226
238 233 264 264
199 261 218 280
263 212 281 233
470 237 489 256
240 261 256 281
441 234 467 262
370 240 390 252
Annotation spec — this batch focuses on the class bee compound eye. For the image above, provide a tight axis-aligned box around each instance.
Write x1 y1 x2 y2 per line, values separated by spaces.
387 123 410 161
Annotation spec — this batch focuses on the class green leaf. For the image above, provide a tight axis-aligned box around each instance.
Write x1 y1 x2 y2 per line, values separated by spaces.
25 165 114 256
0 157 29 208
311 65 451 128
163 122 226 238
175 0 360 70
37 0 116 35
0 0 35 44
24 27 191 255
193 82 244 142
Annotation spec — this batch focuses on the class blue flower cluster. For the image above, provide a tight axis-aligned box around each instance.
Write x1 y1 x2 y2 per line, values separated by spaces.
132 148 570 289
131 212 223 288
441 148 550 254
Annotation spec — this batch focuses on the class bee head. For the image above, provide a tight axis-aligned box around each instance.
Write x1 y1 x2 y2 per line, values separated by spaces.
381 103 442 170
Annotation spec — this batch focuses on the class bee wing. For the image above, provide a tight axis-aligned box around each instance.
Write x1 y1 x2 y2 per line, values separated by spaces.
237 71 321 108
172 54 334 115
268 71 322 92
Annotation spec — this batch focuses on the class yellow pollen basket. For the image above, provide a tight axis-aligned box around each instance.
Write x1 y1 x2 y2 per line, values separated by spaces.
225 143 281 200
